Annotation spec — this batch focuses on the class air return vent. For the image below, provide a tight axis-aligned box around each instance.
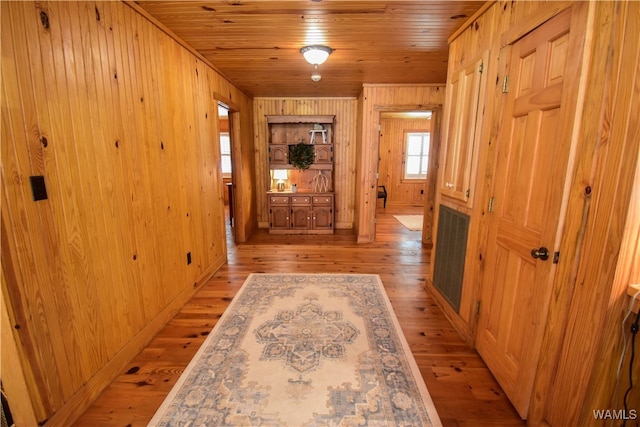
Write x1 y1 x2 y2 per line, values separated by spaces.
433 205 470 313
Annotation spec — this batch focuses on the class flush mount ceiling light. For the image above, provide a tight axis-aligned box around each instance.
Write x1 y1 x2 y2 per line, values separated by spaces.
300 45 333 65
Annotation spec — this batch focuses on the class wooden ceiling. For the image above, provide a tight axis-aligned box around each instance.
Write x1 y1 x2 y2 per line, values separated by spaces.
134 1 485 98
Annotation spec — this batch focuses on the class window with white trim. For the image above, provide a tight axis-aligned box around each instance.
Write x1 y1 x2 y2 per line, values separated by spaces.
220 133 232 176
404 132 430 180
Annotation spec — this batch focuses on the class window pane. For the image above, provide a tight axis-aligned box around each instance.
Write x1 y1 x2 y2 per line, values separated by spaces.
406 156 421 175
221 156 232 174
220 134 231 155
421 156 429 174
404 131 430 180
422 135 430 151
407 140 422 155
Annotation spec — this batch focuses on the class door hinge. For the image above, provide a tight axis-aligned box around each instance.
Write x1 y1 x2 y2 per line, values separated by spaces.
479 62 484 73
378 124 381 132
488 197 495 212
465 189 470 199
553 251 560 264
476 301 481 315
502 76 509 93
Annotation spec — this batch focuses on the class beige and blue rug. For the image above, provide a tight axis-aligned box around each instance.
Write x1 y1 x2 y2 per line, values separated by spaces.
149 273 442 426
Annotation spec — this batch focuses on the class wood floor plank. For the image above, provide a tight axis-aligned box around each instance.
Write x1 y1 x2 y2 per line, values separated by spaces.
74 206 524 427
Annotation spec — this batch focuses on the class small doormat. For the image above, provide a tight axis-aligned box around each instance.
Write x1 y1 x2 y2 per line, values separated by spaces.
394 215 424 231
149 273 442 426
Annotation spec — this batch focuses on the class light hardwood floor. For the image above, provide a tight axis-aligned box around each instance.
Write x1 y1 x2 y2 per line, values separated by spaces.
75 204 525 427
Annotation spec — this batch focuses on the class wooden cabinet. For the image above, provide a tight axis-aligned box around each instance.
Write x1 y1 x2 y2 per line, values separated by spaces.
313 145 333 164
268 144 289 165
440 52 487 206
267 115 335 234
267 115 335 170
268 192 334 234
268 195 290 230
311 195 334 231
290 195 312 230
267 115 334 144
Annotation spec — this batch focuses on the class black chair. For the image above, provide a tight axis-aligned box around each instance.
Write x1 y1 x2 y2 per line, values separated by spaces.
377 185 387 208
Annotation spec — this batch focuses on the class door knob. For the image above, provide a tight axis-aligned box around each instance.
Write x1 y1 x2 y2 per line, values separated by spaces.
531 247 550 261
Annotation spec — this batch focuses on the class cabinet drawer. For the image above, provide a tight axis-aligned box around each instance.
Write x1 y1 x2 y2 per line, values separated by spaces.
313 195 333 205
291 196 311 205
269 196 290 205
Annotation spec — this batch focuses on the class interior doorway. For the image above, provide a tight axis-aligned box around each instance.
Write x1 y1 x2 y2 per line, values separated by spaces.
374 110 439 246
218 103 235 243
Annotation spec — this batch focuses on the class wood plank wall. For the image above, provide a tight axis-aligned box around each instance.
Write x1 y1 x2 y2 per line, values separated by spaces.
431 1 640 424
253 98 358 229
433 0 578 345
378 117 431 206
356 84 445 243
0 1 252 424
533 1 640 424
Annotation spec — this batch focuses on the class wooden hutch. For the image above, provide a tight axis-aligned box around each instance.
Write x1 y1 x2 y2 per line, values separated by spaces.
267 115 335 234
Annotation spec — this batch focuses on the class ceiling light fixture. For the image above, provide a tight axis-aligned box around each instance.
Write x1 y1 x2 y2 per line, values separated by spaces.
300 45 333 65
310 64 322 82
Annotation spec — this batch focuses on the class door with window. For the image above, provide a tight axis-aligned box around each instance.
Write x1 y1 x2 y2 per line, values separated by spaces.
475 8 584 418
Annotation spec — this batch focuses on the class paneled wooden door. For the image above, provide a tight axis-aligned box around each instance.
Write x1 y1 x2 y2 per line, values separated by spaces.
475 7 585 419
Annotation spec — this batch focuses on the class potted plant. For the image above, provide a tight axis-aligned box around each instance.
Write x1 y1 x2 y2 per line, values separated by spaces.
288 141 315 170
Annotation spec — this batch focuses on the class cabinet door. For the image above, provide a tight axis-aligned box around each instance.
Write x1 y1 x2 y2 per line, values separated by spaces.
312 206 333 230
270 205 290 230
440 53 486 204
313 145 333 164
269 144 289 165
291 206 311 229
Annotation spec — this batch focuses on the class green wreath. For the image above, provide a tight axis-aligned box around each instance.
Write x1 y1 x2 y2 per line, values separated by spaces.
289 142 315 170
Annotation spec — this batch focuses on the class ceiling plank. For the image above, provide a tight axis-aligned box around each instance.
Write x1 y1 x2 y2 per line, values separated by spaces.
135 0 485 97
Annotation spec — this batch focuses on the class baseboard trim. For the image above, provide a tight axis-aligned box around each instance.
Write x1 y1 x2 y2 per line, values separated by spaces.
43 255 226 427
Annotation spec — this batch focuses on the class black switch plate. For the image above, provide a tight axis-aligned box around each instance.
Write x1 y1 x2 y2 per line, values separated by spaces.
29 176 48 201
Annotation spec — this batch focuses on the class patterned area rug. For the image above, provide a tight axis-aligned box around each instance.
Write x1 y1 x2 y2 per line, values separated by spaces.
394 215 424 231
149 273 442 426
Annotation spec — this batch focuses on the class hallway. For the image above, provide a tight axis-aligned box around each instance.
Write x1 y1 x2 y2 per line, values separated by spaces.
75 206 523 426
